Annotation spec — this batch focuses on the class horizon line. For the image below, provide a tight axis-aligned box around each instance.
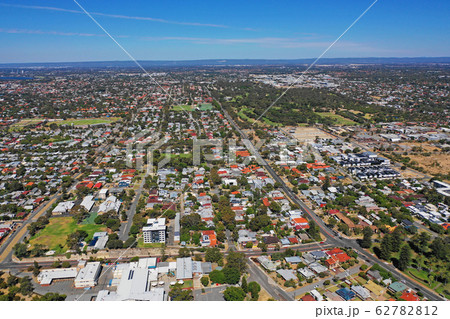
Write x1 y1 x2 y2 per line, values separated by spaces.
1 56 450 66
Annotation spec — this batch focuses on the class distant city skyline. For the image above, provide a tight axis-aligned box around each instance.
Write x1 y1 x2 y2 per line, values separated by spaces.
0 0 449 63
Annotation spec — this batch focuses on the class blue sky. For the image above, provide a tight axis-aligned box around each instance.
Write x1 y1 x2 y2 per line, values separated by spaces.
0 0 448 63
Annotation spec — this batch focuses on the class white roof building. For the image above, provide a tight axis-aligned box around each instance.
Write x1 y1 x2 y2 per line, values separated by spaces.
98 196 121 214
276 269 297 281
97 262 166 301
80 195 95 212
298 267 315 279
309 262 328 274
74 261 102 288
37 268 78 286
311 289 323 301
52 201 75 214
351 285 371 300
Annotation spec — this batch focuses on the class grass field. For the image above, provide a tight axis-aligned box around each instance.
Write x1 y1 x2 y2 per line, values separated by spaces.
407 268 429 281
170 153 192 159
54 117 120 126
198 103 213 111
181 279 193 289
316 112 357 126
262 117 282 127
173 105 194 111
82 210 98 225
9 118 44 131
237 106 256 123
407 268 450 298
29 217 106 253
137 238 164 248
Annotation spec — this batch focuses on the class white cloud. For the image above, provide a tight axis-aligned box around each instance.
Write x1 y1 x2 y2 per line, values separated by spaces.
0 3 230 29
0 28 105 37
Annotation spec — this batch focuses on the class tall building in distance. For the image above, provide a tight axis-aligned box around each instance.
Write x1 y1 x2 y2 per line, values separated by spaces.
143 218 166 244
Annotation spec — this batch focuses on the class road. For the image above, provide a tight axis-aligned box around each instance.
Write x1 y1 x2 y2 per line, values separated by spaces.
214 98 445 301
119 125 163 241
119 174 146 241
247 257 292 301
194 285 226 301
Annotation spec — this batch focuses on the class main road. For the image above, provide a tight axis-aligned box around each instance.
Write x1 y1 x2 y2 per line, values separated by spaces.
214 97 445 301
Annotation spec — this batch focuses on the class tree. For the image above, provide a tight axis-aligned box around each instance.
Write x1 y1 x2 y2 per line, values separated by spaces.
169 284 194 301
34 293 66 301
360 227 373 248
209 270 226 284
205 247 223 264
19 276 34 296
181 213 203 230
414 232 431 254
379 234 393 260
241 275 248 293
248 281 261 300
13 243 29 259
430 237 449 261
124 237 137 248
106 218 121 231
249 214 271 232
178 247 191 258
129 225 139 236
391 228 404 252
107 239 124 249
307 220 321 241
209 168 221 185
397 244 412 271
66 230 88 250
221 207 236 229
32 261 41 277
6 275 18 287
201 276 209 287
226 251 247 273
223 286 246 301
224 267 241 285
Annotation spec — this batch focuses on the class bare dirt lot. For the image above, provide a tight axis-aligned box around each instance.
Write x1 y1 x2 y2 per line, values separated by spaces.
390 142 449 179
408 153 450 177
287 126 335 143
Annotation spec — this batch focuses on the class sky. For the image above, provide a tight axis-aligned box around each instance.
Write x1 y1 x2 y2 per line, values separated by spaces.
0 0 449 63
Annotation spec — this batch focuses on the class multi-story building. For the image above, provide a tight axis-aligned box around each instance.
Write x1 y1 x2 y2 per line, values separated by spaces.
143 218 166 244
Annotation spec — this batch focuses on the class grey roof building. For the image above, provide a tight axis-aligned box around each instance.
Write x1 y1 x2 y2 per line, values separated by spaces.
176 257 193 280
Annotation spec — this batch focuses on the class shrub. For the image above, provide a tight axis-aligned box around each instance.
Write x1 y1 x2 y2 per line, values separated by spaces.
200 276 209 287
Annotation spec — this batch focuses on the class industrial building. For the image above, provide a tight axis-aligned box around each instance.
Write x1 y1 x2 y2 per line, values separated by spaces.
96 259 166 301
37 268 79 286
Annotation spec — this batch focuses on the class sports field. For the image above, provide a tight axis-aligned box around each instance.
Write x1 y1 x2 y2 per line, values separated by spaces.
172 105 194 111
29 216 106 253
198 103 214 111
